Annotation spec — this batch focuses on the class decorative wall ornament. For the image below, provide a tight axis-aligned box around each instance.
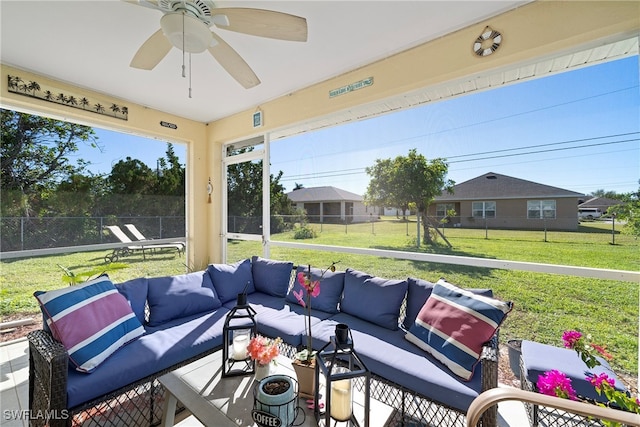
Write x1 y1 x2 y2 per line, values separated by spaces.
7 75 128 121
473 26 502 57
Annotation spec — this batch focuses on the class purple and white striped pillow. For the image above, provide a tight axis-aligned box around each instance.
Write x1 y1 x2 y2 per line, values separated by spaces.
34 275 144 373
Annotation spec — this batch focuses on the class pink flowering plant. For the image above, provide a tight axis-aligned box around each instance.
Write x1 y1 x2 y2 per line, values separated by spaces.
247 335 282 366
292 262 338 363
536 330 639 427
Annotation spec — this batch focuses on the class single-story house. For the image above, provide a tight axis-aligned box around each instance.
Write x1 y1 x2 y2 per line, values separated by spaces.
286 186 376 224
578 197 623 213
430 172 584 231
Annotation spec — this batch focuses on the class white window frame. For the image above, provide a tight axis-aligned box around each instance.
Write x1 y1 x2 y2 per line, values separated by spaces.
472 201 496 218
527 200 556 219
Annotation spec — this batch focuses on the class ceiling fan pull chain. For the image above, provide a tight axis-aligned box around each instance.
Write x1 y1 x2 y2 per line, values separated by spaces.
181 11 186 78
189 53 193 98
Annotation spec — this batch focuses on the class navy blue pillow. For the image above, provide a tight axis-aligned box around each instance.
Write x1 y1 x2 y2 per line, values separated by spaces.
115 277 149 325
147 271 221 327
207 258 255 304
285 266 345 314
403 277 436 330
340 269 408 330
251 256 294 297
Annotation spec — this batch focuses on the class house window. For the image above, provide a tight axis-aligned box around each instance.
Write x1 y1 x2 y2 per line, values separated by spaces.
436 203 455 218
528 200 556 219
472 201 496 218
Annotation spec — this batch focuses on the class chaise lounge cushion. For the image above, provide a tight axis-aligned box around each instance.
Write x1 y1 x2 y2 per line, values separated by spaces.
66 308 229 408
208 259 255 304
147 271 221 327
521 340 627 403
340 268 407 330
251 256 294 297
34 275 145 373
286 266 345 314
405 279 512 380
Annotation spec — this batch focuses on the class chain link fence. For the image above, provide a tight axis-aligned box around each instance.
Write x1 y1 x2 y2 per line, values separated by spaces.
1 216 185 252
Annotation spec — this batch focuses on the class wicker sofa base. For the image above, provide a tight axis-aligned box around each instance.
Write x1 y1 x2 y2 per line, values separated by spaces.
27 329 216 427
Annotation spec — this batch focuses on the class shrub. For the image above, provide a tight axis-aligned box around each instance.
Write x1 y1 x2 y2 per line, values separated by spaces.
293 225 316 239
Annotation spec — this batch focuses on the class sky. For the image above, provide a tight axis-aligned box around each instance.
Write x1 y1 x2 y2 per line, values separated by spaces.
80 56 639 197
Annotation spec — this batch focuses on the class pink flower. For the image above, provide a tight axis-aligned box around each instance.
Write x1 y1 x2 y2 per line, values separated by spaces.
562 330 583 349
537 370 577 400
293 289 306 308
588 373 615 390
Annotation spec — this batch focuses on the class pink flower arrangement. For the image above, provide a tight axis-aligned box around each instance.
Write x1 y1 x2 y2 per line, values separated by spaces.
292 262 337 363
537 330 639 427
247 335 282 366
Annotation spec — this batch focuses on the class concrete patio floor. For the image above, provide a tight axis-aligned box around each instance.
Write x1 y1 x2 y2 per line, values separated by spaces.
1 338 529 427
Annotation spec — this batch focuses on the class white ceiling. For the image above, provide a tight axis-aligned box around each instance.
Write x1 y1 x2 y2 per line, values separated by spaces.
0 0 531 123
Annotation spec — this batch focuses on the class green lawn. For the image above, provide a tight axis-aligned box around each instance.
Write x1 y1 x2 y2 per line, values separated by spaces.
1 220 637 377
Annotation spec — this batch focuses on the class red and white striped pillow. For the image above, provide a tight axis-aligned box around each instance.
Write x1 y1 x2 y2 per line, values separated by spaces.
405 279 512 380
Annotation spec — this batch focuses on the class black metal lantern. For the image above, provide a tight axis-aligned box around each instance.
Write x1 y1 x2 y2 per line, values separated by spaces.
314 324 370 427
222 291 257 377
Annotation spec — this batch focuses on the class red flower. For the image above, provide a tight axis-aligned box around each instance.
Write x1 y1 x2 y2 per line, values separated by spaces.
587 373 615 391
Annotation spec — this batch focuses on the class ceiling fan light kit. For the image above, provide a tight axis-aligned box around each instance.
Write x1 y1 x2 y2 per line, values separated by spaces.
160 12 213 53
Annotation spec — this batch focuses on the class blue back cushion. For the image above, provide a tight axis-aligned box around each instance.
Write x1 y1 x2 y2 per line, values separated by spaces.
115 277 149 324
340 268 408 330
285 266 345 314
251 256 294 297
207 258 255 304
147 271 221 327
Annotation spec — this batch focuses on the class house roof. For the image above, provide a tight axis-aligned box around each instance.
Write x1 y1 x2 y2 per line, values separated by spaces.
287 186 363 203
579 197 622 208
435 172 584 201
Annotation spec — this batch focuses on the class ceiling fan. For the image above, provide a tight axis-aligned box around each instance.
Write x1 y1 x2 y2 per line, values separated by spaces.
127 0 308 89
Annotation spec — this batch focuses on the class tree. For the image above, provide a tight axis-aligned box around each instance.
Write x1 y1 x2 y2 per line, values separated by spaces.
590 189 622 200
365 149 454 244
0 109 98 216
607 184 639 238
227 147 295 234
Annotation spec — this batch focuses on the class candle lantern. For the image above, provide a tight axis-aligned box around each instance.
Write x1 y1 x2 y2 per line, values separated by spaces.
222 291 257 377
314 324 370 427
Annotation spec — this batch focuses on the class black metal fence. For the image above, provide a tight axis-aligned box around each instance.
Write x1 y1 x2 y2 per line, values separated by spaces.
0 216 185 252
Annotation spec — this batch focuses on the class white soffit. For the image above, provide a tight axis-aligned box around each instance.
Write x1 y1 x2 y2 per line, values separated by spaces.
271 36 639 141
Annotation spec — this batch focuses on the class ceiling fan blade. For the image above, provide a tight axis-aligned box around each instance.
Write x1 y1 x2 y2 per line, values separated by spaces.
208 33 260 89
130 29 172 70
212 8 307 42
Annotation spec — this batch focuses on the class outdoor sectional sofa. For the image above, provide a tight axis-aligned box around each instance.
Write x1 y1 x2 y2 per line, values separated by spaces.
28 256 512 427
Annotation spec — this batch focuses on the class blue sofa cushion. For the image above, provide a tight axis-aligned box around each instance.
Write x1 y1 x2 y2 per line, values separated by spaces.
224 292 333 347
403 277 494 330
405 279 511 381
286 266 345 314
340 268 407 330
34 275 144 373
66 308 229 408
251 256 294 297
312 313 483 413
521 340 627 403
115 278 148 324
147 271 221 327
208 259 255 304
